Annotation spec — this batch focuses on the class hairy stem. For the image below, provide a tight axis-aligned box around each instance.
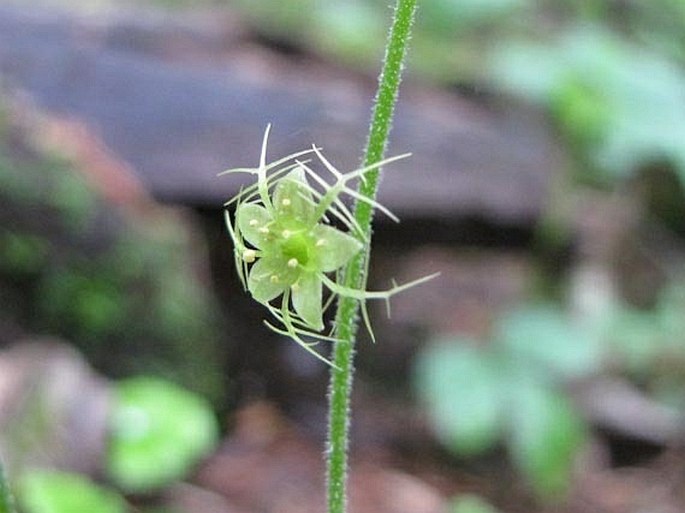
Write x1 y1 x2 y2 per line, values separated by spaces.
326 2 417 513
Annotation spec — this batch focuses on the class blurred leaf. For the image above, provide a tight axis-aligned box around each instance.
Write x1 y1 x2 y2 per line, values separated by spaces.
0 231 49 274
312 1 384 62
451 494 501 513
0 463 14 513
38 269 126 339
496 305 602 380
657 285 685 351
490 25 685 185
508 378 586 499
604 307 663 375
18 471 126 513
415 340 503 456
422 0 528 33
107 377 219 492
49 169 95 231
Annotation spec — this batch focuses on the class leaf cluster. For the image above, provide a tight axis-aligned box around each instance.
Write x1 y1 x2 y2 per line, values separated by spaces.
12 376 219 513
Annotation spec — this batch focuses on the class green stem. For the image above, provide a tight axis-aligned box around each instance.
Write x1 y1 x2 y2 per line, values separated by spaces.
326 2 417 513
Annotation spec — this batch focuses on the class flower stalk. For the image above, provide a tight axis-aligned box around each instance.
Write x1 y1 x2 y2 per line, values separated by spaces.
326 1 418 513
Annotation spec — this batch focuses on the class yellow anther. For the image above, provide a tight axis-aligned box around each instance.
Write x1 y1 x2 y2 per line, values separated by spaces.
315 239 326 247
287 258 299 269
259 226 269 234
242 249 257 263
249 219 259 227
282 198 291 207
270 275 280 284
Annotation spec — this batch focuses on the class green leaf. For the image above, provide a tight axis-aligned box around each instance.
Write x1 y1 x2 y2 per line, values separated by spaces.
236 203 273 249
496 305 601 380
107 377 219 492
313 225 363 272
292 272 323 329
18 471 126 513
451 494 501 513
414 340 502 456
507 378 586 499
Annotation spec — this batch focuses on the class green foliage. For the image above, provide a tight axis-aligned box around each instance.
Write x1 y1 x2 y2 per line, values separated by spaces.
451 494 501 513
414 341 502 456
107 377 219 492
496 305 601 379
422 0 527 31
0 104 224 403
18 471 127 513
232 0 528 81
490 25 685 185
0 231 49 275
508 376 585 499
600 282 685 404
415 305 593 499
417 282 685 499
0 463 15 513
6 377 218 512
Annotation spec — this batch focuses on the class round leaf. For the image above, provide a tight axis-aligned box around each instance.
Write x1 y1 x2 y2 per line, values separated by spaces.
414 340 503 456
107 377 219 492
496 305 601 380
18 471 126 513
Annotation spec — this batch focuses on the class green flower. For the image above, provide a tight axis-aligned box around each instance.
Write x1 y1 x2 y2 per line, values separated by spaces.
222 126 436 364
236 167 362 330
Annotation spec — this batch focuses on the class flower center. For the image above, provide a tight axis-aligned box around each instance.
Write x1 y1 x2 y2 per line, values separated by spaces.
281 232 311 266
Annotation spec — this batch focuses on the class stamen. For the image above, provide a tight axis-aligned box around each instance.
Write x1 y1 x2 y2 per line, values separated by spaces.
270 275 280 284
282 198 292 207
249 219 259 227
259 226 269 234
315 239 326 247
287 258 299 268
242 249 257 263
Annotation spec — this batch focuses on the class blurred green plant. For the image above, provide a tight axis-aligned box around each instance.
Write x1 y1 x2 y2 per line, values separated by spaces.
451 494 501 513
490 25 685 186
10 376 218 513
414 305 592 500
416 278 685 501
0 103 224 404
107 376 219 492
18 471 127 513
0 462 15 513
601 282 685 408
232 0 529 82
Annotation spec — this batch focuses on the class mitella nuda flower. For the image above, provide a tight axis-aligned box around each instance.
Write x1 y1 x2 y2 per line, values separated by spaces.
236 166 362 330
222 126 436 364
